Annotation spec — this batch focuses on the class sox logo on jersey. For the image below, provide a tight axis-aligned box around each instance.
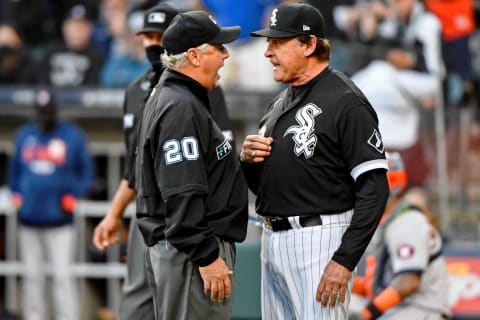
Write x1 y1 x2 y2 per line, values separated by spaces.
283 103 322 159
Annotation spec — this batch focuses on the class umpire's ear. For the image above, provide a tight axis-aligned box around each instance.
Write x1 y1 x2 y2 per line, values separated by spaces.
187 48 201 67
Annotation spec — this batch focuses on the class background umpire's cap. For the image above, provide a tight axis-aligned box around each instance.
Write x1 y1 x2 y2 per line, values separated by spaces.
136 4 179 35
251 2 326 39
163 11 241 55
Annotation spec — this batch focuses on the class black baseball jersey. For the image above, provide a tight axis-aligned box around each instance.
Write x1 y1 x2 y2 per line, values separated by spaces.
123 69 156 188
122 69 235 190
242 66 389 270
136 69 248 266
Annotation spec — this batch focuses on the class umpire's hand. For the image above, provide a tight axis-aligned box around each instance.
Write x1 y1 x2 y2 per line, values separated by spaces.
316 260 352 308
198 257 234 303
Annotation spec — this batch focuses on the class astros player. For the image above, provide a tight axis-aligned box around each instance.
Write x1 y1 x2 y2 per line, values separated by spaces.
353 152 450 319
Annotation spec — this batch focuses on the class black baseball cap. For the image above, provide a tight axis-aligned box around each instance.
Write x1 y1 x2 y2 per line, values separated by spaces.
136 4 179 35
163 11 241 55
251 2 326 39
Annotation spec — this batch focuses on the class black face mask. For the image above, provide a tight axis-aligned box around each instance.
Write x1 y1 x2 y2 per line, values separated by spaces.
36 107 58 134
145 45 165 72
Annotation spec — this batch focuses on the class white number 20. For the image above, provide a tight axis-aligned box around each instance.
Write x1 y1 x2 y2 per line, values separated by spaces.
163 137 199 165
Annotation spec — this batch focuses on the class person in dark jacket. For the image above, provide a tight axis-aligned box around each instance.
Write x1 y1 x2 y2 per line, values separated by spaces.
9 89 94 320
135 10 248 319
92 5 238 319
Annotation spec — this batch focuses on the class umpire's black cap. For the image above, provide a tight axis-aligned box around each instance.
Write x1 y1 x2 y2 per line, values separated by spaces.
251 2 326 39
163 11 241 55
136 4 179 35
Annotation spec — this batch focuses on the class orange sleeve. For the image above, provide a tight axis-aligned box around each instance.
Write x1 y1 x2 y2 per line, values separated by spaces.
362 286 402 319
352 276 367 296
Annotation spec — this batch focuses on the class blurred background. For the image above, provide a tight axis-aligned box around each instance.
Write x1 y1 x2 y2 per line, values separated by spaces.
0 0 480 319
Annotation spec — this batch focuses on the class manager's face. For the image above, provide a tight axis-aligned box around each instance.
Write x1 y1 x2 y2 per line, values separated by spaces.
264 37 311 86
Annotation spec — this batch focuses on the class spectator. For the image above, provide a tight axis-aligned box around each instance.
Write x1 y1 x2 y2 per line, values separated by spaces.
8 89 95 320
352 0 445 189
35 4 105 87
424 0 477 107
98 8 150 88
0 23 35 84
200 0 280 92
91 0 129 57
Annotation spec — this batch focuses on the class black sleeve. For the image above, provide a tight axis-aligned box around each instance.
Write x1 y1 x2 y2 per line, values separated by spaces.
240 161 264 195
332 169 389 271
164 191 219 267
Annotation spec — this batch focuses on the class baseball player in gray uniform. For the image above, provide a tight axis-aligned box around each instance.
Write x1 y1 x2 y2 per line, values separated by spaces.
240 3 389 320
352 152 450 319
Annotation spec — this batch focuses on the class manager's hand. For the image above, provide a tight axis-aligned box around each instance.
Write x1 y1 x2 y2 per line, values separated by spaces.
316 260 352 308
198 257 233 303
240 135 273 164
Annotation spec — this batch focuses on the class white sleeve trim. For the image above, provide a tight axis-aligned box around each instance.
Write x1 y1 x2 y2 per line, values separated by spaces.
351 159 388 181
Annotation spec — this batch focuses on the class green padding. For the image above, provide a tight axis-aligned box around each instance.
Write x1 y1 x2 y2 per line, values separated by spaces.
232 242 262 320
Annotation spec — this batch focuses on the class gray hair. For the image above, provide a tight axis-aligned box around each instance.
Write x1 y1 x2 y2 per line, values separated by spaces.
161 43 209 69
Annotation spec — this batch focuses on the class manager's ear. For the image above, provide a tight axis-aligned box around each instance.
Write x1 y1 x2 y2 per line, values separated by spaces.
303 35 317 57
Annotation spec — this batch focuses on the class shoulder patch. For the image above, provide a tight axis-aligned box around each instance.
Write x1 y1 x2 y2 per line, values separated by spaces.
397 244 415 260
368 128 384 153
216 139 232 160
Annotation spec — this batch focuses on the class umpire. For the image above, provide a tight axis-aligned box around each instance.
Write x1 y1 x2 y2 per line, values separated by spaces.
135 10 248 320
240 3 389 320
92 4 238 319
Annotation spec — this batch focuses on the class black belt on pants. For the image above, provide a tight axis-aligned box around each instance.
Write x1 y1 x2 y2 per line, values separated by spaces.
264 215 323 232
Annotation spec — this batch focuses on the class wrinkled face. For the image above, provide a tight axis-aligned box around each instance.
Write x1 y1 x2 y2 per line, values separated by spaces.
198 44 229 90
264 37 308 85
36 105 58 134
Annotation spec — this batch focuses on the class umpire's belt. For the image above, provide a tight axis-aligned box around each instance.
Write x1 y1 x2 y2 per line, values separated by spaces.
264 215 323 232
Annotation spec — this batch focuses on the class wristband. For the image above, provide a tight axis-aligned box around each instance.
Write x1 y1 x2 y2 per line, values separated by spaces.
362 286 402 319
61 194 77 213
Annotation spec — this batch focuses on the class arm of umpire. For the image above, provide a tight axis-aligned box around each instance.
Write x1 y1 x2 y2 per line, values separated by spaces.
316 169 389 307
93 179 136 250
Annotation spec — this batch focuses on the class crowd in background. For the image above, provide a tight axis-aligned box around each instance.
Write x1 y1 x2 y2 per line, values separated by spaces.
0 0 477 92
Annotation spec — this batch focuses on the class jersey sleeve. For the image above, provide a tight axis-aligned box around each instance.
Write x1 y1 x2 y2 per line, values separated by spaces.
338 102 388 180
153 104 208 199
385 212 430 275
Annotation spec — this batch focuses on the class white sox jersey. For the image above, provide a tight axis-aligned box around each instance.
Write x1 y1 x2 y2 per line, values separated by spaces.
242 66 389 270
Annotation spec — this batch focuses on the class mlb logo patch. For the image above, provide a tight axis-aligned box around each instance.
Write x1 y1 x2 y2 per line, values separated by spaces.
148 12 166 23
216 140 232 160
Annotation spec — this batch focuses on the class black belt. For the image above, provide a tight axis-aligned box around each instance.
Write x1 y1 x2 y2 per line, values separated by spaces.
264 215 323 232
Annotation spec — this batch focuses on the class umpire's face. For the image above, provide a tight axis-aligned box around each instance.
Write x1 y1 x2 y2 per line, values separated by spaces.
194 43 230 91
264 36 318 86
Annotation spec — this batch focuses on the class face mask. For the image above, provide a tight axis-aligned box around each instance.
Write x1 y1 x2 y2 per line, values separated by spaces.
36 107 58 134
145 45 165 71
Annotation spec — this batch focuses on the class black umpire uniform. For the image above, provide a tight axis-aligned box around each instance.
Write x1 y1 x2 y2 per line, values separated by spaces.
135 68 248 318
119 7 238 320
